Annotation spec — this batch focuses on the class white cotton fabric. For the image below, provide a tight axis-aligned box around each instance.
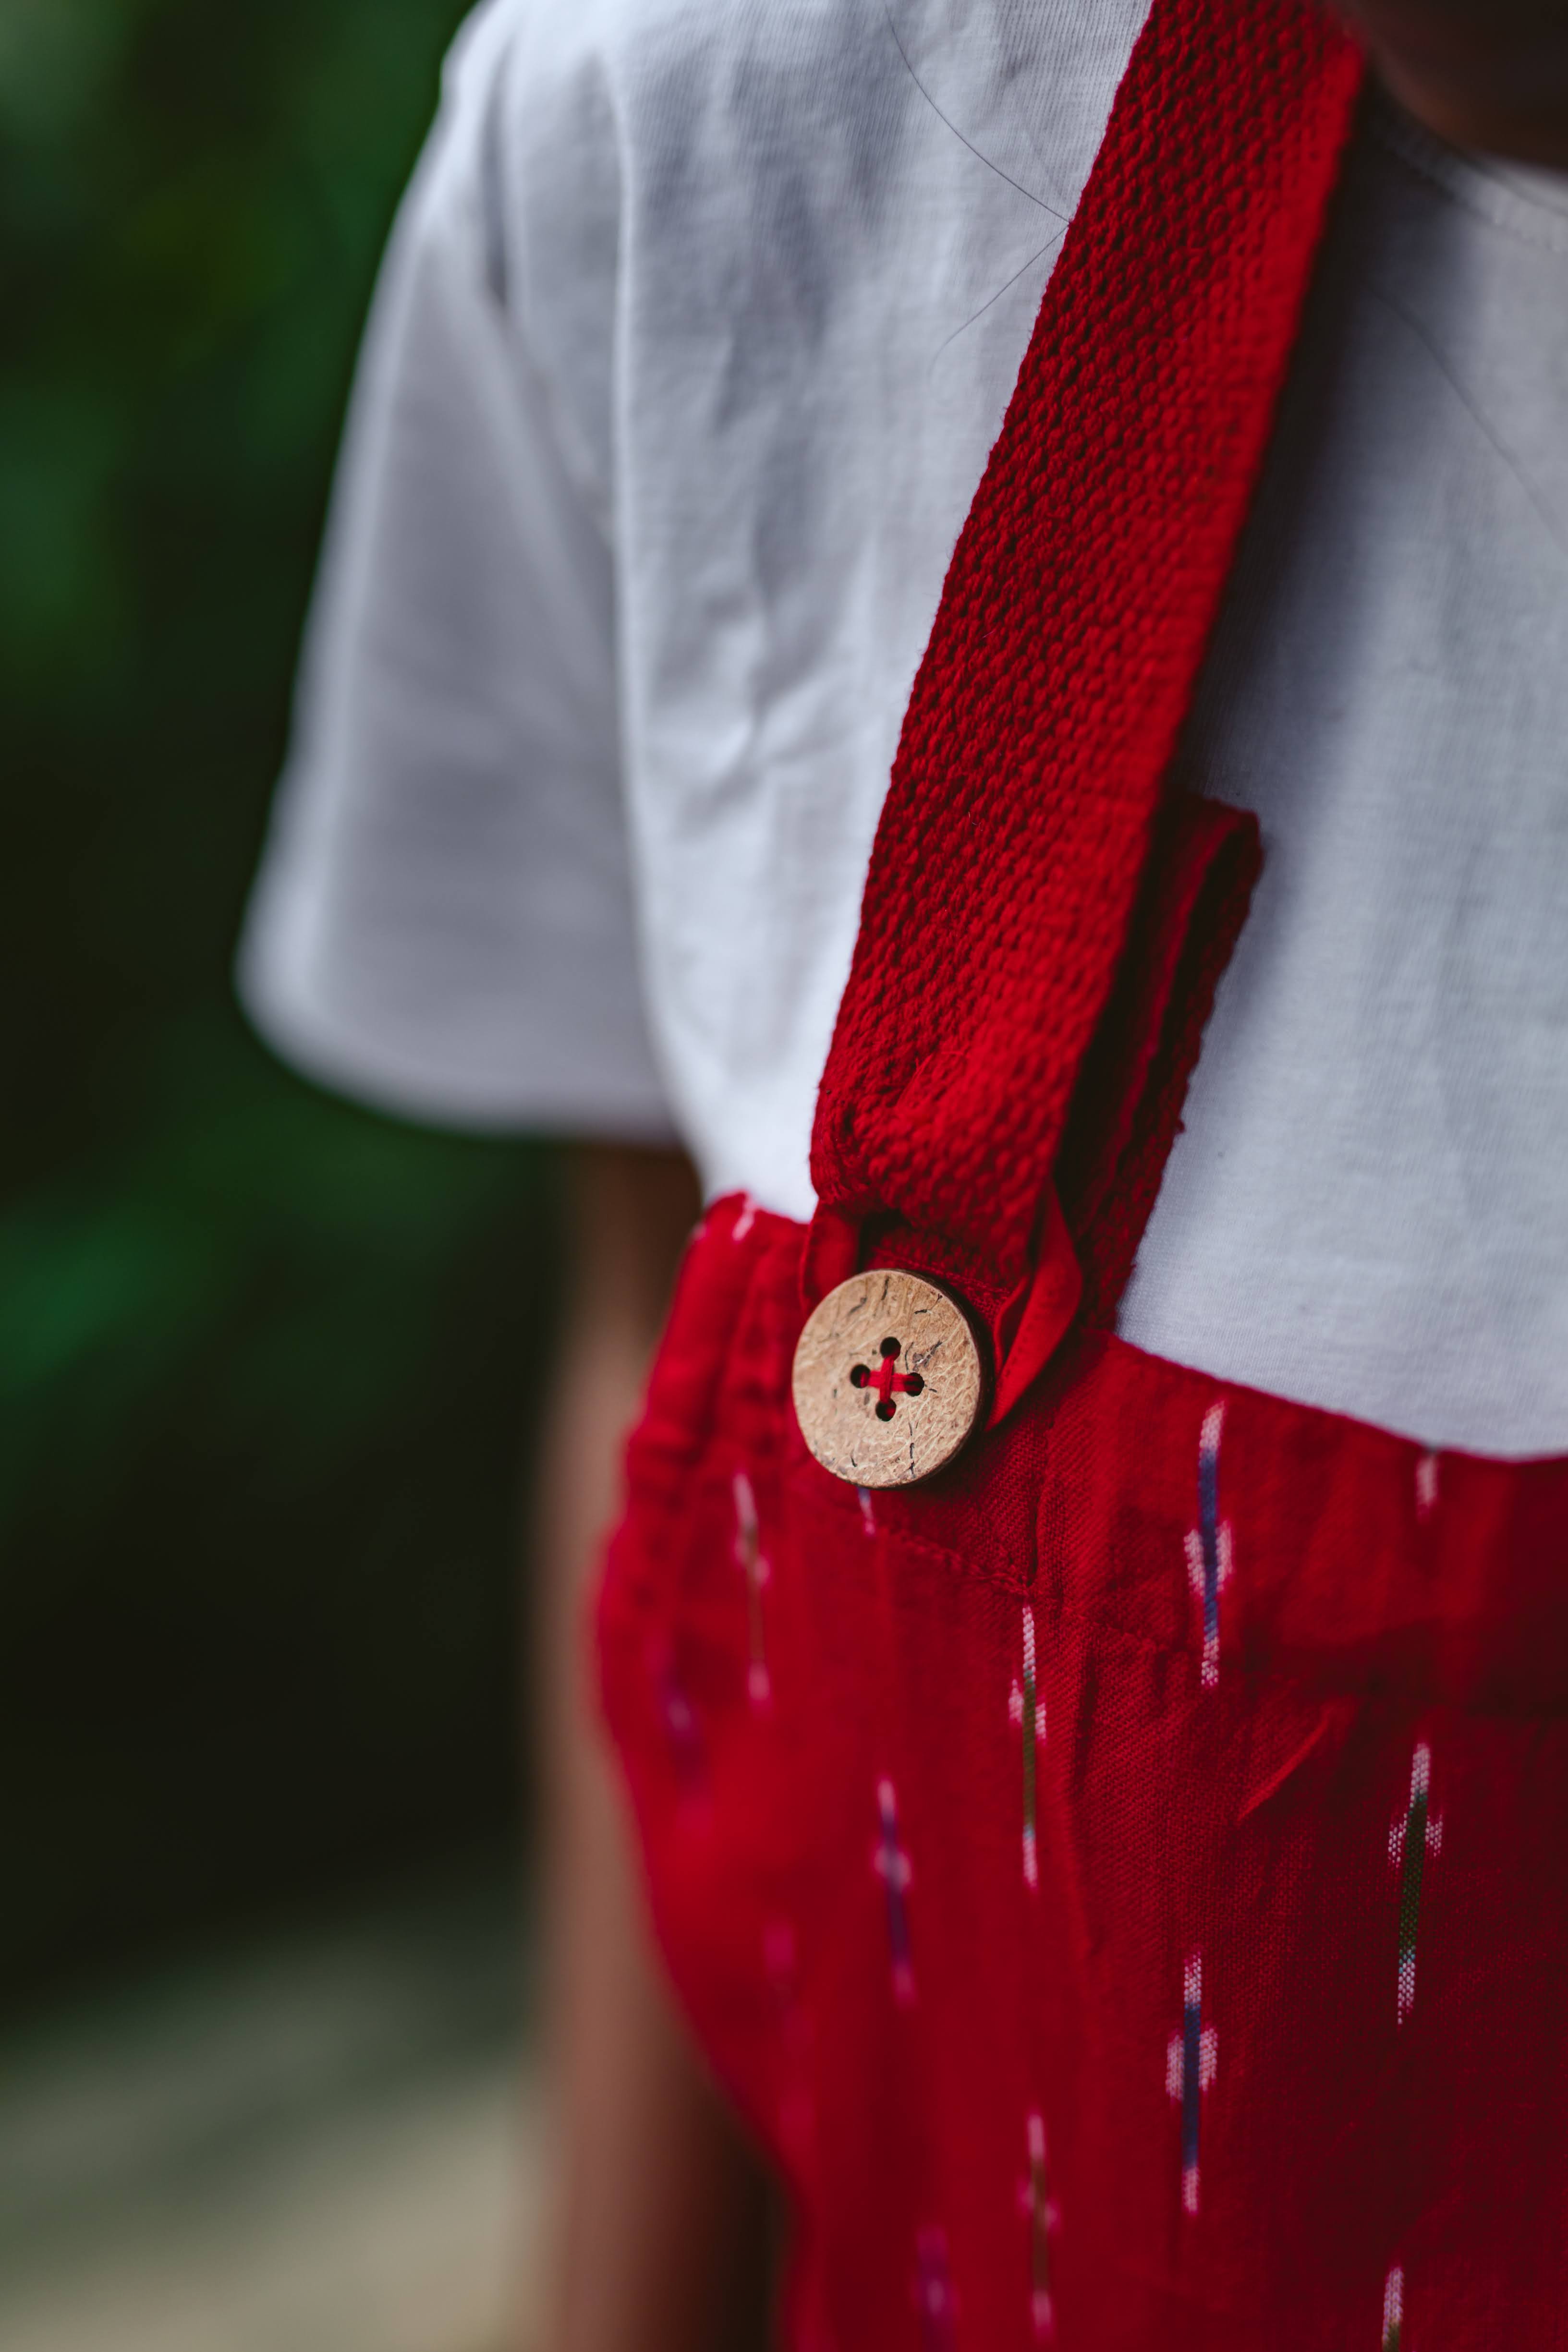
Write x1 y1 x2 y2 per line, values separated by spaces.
240 0 1568 1458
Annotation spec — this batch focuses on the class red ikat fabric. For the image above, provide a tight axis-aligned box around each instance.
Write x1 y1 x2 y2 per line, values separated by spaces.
599 1205 1568 2348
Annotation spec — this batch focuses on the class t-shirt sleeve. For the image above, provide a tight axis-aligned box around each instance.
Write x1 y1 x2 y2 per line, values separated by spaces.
237 0 675 1141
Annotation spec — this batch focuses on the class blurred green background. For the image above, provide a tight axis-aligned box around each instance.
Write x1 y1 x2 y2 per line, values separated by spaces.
0 0 554 2013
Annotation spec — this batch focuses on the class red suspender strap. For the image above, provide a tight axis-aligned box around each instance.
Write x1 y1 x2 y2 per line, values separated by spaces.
806 0 1363 1424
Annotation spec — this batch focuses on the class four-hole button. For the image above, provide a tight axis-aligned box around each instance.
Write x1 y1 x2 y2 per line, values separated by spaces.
791 1269 985 1488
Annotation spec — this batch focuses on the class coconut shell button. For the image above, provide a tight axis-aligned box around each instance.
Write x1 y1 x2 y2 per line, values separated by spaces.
791 1269 985 1489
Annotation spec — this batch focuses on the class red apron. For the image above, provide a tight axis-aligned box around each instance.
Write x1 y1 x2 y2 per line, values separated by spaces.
598 0 1568 2342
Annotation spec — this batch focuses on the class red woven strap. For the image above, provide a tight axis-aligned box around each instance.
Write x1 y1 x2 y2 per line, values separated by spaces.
809 0 1362 1304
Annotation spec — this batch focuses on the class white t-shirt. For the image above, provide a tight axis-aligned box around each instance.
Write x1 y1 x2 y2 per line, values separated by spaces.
240 0 1568 1459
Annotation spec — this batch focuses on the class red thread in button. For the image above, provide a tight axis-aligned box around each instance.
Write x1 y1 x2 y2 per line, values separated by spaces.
850 1339 926 1422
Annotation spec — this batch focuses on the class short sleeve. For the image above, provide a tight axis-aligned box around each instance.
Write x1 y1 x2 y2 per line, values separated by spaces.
237 0 675 1141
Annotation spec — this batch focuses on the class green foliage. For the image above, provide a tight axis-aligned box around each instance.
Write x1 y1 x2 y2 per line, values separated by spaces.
0 0 554 2004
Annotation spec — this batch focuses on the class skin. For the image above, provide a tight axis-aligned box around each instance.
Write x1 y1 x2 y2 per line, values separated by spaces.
536 1144 769 2352
1337 0 1568 167
537 13 1568 2350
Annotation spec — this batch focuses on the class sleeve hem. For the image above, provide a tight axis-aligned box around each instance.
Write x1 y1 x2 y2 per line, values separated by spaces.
236 945 681 1147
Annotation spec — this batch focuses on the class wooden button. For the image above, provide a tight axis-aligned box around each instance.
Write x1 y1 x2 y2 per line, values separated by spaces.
791 1269 985 1490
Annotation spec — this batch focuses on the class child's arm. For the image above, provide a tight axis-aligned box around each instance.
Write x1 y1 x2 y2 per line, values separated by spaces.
536 1143 770 2352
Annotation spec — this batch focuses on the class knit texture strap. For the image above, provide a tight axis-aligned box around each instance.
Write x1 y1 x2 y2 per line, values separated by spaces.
809 0 1362 1293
